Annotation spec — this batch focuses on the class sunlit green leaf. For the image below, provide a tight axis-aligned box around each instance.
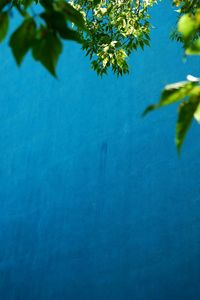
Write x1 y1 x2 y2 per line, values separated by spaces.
160 81 196 104
186 38 200 55
178 14 196 38
187 75 200 82
143 81 197 116
194 102 200 123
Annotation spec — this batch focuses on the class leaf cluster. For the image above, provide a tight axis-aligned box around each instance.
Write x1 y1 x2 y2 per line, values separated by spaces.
70 0 157 76
143 1 200 153
144 76 200 153
178 8 200 55
0 0 200 153
0 0 86 76
0 0 159 76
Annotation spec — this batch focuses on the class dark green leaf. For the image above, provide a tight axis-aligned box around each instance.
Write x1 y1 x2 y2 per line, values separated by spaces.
32 31 62 76
0 12 9 43
0 0 10 11
15 3 30 17
93 0 101 5
40 11 81 42
59 27 81 42
22 0 34 8
9 18 36 65
55 1 86 30
176 97 199 152
40 0 53 10
142 104 158 116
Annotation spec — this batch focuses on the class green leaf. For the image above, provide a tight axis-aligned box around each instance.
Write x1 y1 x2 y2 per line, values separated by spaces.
55 1 86 30
194 102 200 123
142 104 158 116
32 31 62 77
21 0 34 8
93 0 101 5
9 18 36 65
59 27 82 42
186 38 200 55
40 11 81 43
0 12 9 43
40 0 53 10
160 81 196 105
178 14 196 38
0 0 10 11
143 81 197 116
187 75 200 83
176 97 199 152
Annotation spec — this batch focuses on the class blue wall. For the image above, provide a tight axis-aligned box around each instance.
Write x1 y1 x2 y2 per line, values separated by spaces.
0 2 200 299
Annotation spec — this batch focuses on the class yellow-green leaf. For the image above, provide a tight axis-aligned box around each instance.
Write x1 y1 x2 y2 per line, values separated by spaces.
143 81 197 116
194 102 200 123
178 14 196 38
186 38 200 55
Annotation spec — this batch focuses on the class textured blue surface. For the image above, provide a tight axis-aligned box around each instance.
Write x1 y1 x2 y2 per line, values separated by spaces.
0 1 200 299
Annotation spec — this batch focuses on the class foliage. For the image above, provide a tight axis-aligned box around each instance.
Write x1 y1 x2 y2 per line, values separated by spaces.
0 0 157 76
179 10 200 55
0 0 86 76
143 75 200 153
0 0 200 152
144 1 200 152
70 0 157 76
